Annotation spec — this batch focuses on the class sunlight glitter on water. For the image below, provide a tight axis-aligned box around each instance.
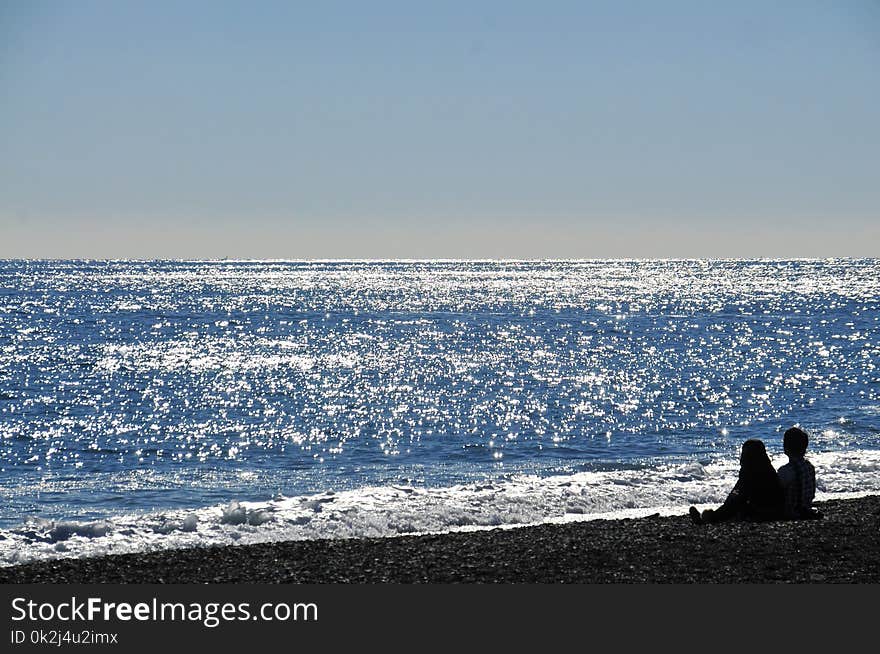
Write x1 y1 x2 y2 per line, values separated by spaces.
0 259 878 530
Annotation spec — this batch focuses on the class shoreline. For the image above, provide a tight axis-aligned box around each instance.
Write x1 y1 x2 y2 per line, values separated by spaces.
1 495 878 583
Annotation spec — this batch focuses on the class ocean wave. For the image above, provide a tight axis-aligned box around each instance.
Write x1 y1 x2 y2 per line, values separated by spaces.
3 448 879 567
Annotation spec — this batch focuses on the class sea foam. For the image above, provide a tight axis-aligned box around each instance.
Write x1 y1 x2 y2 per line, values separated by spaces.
2 448 879 567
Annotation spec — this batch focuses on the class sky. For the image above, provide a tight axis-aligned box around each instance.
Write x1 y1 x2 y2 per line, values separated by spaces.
1 1 878 259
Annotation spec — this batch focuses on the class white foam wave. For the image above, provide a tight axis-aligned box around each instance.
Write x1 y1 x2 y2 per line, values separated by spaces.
2 448 880 567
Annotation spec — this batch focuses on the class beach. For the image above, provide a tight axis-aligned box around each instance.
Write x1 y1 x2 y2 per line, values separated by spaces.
3 260 880 568
2 495 877 584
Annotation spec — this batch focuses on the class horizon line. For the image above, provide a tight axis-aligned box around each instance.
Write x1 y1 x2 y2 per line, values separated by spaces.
1 256 875 264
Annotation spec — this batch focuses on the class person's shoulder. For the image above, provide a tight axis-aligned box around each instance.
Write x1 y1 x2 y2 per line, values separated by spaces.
777 462 794 481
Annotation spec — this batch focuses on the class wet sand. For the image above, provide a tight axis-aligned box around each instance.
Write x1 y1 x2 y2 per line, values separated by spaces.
2 495 878 583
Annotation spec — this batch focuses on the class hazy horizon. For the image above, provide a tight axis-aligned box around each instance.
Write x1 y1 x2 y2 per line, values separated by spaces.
2 2 878 259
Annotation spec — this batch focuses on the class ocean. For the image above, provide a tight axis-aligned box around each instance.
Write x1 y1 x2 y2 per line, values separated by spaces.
1 259 878 566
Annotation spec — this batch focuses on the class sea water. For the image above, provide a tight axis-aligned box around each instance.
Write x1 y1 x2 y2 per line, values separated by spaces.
1 259 878 565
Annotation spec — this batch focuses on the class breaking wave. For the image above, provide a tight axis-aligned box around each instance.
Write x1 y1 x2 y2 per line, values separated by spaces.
3 448 879 567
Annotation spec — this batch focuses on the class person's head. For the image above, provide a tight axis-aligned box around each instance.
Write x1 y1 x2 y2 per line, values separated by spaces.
740 438 770 468
737 439 778 485
783 426 809 458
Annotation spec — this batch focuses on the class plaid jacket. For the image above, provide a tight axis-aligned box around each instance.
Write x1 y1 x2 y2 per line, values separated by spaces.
777 457 816 519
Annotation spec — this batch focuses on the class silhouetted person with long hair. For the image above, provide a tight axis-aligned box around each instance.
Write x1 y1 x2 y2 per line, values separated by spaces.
778 426 821 520
689 439 784 524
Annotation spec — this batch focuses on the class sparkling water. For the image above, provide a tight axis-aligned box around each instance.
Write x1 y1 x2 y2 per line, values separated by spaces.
1 259 878 564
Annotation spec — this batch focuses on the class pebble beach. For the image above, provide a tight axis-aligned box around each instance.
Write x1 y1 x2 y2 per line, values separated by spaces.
2 495 877 584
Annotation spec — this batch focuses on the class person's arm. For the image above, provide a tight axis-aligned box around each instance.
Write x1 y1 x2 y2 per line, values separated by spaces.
722 478 744 506
806 462 817 503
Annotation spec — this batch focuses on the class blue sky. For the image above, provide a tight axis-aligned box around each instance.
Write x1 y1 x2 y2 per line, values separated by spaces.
2 1 878 258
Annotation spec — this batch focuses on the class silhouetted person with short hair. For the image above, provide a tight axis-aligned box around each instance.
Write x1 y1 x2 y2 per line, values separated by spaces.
778 426 821 520
689 439 784 524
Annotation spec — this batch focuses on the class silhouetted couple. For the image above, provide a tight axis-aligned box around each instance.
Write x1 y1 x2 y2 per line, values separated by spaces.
689 427 821 525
